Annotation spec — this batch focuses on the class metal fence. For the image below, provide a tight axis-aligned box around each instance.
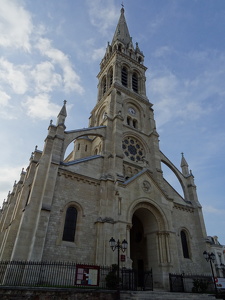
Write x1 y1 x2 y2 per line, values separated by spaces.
0 261 110 288
169 273 214 293
0 261 143 290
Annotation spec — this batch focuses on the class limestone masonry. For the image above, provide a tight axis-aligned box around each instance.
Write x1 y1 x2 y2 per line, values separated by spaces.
0 8 212 289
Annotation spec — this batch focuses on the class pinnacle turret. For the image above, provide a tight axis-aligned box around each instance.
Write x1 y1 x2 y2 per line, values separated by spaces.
180 152 189 176
57 100 67 127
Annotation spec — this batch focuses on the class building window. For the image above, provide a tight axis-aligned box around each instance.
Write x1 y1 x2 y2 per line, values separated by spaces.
133 119 138 129
181 230 190 258
127 116 131 126
109 68 113 86
132 72 138 92
121 67 128 87
62 207 77 242
102 76 106 95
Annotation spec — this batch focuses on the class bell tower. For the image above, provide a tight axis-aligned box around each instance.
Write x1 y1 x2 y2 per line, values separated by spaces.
97 6 146 101
88 7 162 183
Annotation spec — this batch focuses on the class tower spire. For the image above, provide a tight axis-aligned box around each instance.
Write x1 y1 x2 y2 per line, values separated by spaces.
111 5 132 48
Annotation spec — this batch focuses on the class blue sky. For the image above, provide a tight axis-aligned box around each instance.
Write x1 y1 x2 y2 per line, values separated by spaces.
0 0 225 244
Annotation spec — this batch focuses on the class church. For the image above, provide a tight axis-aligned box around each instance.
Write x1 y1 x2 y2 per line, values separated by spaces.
0 7 210 289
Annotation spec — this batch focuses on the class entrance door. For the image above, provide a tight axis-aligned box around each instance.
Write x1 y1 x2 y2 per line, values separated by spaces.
137 259 144 287
130 208 160 287
130 214 146 287
130 206 166 289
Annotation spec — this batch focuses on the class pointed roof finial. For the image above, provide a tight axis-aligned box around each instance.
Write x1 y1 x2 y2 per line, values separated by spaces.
180 152 190 176
112 4 132 47
57 100 67 127
181 152 188 167
58 100 67 118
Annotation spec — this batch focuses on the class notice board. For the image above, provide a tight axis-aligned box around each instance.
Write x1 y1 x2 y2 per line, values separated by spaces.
75 264 100 286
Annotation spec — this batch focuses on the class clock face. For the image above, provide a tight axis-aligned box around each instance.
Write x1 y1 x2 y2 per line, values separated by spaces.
122 137 144 162
128 107 136 115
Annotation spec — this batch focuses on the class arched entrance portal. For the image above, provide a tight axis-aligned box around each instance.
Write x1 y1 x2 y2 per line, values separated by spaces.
130 206 166 288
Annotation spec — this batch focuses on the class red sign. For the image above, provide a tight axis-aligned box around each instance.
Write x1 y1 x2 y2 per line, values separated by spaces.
121 254 126 262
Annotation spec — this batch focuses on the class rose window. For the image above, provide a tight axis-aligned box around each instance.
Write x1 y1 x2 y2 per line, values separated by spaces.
122 137 144 162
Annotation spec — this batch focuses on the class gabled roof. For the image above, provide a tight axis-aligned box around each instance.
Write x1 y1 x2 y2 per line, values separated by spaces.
118 168 171 200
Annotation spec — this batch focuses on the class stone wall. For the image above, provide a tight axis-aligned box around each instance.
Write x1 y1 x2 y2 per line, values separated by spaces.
0 287 116 300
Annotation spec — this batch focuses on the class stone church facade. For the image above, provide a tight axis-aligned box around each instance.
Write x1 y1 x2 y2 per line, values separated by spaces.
0 8 210 289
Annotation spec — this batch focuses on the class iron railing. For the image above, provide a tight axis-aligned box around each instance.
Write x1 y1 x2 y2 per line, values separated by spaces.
169 273 214 293
0 261 144 290
0 261 110 288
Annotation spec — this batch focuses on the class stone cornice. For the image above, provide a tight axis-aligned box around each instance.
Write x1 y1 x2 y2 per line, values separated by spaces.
58 169 100 186
173 203 194 213
114 82 151 106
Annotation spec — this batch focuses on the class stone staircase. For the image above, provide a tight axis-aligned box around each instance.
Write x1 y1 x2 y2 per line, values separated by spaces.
120 290 222 300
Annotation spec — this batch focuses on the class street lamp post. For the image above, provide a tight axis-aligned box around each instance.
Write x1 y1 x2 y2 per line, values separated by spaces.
109 237 128 300
203 251 218 296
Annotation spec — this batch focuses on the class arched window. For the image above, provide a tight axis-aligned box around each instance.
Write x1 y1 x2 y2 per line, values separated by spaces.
127 116 131 126
85 145 88 152
133 119 138 129
132 72 138 92
181 230 190 258
121 67 128 87
102 76 106 95
109 68 113 86
62 207 77 242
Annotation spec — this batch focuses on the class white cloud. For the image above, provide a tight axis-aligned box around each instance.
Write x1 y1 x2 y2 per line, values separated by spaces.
149 57 225 128
153 46 173 58
22 93 61 120
0 90 10 106
31 61 62 93
148 14 164 35
0 101 18 120
87 0 118 36
36 38 84 94
0 0 33 51
0 90 17 119
203 205 225 215
91 47 105 61
0 165 24 205
0 58 28 94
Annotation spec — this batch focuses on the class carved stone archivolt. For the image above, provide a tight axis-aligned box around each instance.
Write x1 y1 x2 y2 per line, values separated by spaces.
130 201 165 231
